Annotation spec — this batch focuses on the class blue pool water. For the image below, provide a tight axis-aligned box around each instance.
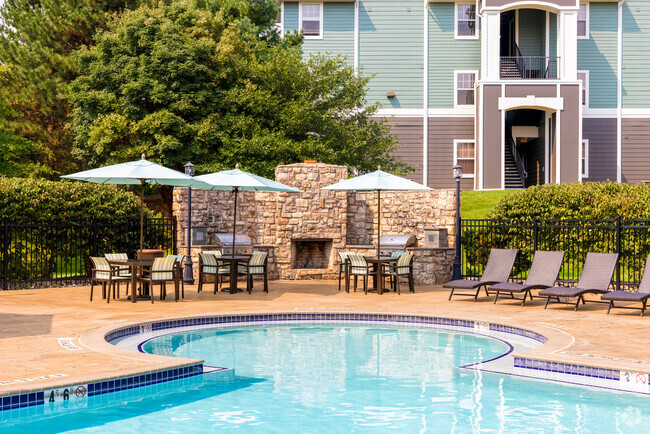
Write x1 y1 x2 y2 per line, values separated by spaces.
3 325 650 432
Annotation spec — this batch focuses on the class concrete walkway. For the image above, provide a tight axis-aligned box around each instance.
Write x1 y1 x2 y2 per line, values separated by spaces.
1 280 649 397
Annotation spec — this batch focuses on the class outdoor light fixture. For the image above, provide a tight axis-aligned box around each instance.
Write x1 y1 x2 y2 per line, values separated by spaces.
184 161 195 285
386 91 396 99
452 164 463 280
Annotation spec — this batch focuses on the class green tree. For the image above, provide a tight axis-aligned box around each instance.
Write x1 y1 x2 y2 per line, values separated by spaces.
68 0 408 214
0 0 141 174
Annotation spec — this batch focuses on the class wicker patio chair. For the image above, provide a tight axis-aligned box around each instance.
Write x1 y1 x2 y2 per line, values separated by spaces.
198 252 229 294
384 252 414 294
90 257 130 303
337 251 353 292
166 254 186 298
238 251 268 293
347 253 377 294
601 254 650 316
490 250 565 306
539 252 618 311
136 256 179 303
443 248 518 302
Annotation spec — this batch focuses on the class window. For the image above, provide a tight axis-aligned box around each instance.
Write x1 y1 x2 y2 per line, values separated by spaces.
455 3 477 39
578 3 589 39
455 71 476 107
454 140 476 177
300 4 322 39
581 139 589 180
577 71 588 107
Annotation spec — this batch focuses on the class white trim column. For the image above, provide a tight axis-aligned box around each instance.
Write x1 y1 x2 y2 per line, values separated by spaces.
482 11 501 80
617 0 623 183
423 0 429 186
354 0 359 75
558 10 578 80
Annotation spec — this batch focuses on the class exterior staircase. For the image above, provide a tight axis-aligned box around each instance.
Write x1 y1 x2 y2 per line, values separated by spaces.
500 58 522 79
504 142 524 189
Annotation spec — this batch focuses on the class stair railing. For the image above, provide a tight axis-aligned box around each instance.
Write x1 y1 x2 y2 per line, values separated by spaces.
509 134 527 188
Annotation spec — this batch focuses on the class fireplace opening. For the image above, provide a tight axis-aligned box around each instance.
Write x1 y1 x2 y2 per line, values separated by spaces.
291 239 333 269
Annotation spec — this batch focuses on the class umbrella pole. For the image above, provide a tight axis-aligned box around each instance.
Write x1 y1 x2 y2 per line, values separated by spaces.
377 189 381 257
140 180 145 256
232 187 238 260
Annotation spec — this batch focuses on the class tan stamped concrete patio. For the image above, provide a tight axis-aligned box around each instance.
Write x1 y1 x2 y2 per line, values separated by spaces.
1 280 649 397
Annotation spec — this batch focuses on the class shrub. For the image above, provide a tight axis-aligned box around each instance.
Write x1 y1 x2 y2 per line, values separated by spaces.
488 182 650 220
0 177 147 221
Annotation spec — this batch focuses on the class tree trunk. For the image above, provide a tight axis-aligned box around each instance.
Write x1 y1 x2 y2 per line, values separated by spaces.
157 185 174 219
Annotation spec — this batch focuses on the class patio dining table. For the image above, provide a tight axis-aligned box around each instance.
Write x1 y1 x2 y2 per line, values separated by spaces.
359 255 397 295
219 255 252 294
108 259 153 303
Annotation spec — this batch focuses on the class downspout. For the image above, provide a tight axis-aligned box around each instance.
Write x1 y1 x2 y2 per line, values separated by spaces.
617 0 624 183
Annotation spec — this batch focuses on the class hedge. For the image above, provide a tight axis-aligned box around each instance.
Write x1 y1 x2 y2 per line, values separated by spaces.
0 177 147 221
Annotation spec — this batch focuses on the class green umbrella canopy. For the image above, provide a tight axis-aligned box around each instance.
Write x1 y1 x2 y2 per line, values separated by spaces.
322 168 433 256
195 165 302 259
62 155 212 253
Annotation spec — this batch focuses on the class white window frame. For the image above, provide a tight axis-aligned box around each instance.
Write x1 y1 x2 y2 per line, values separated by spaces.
577 70 589 108
454 70 477 108
454 2 478 40
581 139 589 181
578 3 589 40
454 139 476 178
299 3 324 40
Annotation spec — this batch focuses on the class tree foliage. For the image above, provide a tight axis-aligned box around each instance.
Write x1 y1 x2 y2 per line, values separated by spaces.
68 0 408 180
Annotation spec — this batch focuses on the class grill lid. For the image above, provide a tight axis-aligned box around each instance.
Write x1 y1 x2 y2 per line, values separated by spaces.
379 234 417 248
212 233 253 247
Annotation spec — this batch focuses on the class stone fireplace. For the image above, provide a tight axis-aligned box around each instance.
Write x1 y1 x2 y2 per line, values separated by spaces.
291 239 333 269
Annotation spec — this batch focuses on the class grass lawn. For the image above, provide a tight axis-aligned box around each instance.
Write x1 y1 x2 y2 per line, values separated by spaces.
461 190 517 219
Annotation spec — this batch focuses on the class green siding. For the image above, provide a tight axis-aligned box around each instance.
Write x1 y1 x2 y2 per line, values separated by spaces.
359 0 424 108
623 0 650 108
284 2 299 30
304 3 355 64
578 2 618 109
518 9 545 57
549 13 557 78
428 3 480 108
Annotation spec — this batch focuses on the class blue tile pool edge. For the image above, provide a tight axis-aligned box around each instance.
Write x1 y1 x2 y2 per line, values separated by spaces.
2 312 649 416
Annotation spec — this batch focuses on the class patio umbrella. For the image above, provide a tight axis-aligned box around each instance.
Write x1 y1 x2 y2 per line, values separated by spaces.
322 167 433 257
61 154 211 254
195 165 302 260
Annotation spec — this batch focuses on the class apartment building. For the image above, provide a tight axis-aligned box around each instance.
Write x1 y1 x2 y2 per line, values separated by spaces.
280 1 649 190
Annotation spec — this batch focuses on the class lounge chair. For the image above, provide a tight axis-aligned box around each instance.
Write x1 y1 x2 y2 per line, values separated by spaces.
490 250 565 306
539 252 618 311
444 248 518 301
601 254 650 316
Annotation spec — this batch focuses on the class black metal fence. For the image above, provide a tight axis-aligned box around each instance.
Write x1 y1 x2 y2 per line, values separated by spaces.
461 218 650 290
0 217 177 290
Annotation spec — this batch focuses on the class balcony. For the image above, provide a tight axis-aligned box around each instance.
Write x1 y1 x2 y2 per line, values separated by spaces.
500 56 559 80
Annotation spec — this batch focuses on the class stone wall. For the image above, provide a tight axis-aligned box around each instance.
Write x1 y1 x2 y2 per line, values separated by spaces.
172 162 457 283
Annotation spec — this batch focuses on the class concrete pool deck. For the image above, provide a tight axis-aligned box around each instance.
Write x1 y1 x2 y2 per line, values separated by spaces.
1 280 649 397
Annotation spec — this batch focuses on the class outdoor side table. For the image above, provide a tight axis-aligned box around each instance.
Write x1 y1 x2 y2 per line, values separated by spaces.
108 259 153 303
364 256 397 295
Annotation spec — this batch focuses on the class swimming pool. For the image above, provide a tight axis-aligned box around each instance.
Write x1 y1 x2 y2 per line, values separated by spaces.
2 322 650 432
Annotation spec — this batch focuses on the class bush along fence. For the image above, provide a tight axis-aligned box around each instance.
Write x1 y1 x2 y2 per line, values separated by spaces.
0 217 177 290
461 218 650 290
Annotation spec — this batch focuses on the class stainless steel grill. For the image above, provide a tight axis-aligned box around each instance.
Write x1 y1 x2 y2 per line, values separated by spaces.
212 233 253 254
379 234 417 250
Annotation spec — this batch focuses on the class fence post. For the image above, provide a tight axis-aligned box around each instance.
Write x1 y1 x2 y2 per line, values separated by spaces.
92 219 98 257
2 218 7 291
533 217 538 252
172 216 178 255
616 216 621 291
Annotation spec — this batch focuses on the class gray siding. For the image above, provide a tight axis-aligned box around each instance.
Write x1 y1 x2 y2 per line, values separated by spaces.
284 2 299 29
303 3 355 63
384 117 424 184
582 118 617 182
518 9 546 57
621 118 650 183
622 1 650 108
428 117 475 190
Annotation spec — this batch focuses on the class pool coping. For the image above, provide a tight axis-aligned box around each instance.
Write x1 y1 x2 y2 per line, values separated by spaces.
2 310 650 416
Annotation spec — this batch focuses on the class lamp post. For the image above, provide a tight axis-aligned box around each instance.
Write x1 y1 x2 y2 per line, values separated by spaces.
184 161 195 285
452 164 463 280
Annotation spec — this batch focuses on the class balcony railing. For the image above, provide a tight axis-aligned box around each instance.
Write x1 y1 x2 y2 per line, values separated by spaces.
500 56 559 80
